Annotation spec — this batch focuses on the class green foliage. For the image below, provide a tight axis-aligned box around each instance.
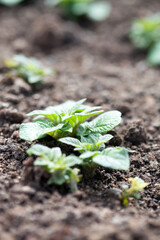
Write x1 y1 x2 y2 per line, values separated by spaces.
93 147 130 170
80 147 130 171
0 0 24 6
122 177 149 206
130 13 160 65
59 133 113 152
45 0 111 22
27 144 82 192
19 99 102 141
5 55 53 84
21 99 132 192
77 110 122 136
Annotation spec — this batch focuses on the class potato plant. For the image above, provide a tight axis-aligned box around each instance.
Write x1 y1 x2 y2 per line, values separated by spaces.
19 99 122 141
45 0 111 22
21 99 131 192
19 99 103 141
27 144 82 192
5 55 53 84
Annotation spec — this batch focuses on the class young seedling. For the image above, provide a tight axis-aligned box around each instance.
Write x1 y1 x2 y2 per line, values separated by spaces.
45 0 111 22
27 143 130 191
27 144 82 192
121 177 149 206
60 136 130 175
5 54 53 84
130 13 160 65
21 99 131 191
19 99 102 141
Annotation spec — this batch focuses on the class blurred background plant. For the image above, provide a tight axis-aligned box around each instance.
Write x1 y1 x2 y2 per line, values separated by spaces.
130 13 160 66
0 0 111 23
45 0 111 22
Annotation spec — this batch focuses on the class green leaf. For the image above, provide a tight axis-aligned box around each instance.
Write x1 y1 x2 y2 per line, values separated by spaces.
122 177 149 206
86 110 122 134
59 137 81 147
60 133 113 153
27 143 82 191
48 169 68 185
20 99 103 141
80 151 101 159
27 99 102 126
147 42 160 66
128 177 149 192
64 155 82 167
65 110 102 129
68 98 86 114
27 144 61 160
93 147 130 170
19 120 64 141
87 1 111 22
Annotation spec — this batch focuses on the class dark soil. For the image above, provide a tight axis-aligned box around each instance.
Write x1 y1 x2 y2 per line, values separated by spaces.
0 0 160 239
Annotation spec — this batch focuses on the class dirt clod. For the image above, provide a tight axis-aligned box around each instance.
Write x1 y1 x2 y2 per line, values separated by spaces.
124 122 147 145
0 109 24 123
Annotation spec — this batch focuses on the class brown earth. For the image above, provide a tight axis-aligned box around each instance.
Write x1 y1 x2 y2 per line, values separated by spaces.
0 0 160 239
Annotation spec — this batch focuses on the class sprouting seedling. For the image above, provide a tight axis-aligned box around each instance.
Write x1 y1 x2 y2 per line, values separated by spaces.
19 99 102 141
45 0 111 22
27 144 82 192
21 99 132 192
4 54 53 84
121 177 149 206
130 13 160 66
59 133 113 153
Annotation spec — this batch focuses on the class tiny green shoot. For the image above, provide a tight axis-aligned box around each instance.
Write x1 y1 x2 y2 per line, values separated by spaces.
121 177 149 206
27 144 82 192
5 54 53 84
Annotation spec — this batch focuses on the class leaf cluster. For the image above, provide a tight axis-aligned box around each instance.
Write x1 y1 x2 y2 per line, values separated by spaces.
121 177 149 206
27 144 82 192
22 99 130 191
130 13 160 65
20 99 102 141
45 0 111 22
5 55 53 84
